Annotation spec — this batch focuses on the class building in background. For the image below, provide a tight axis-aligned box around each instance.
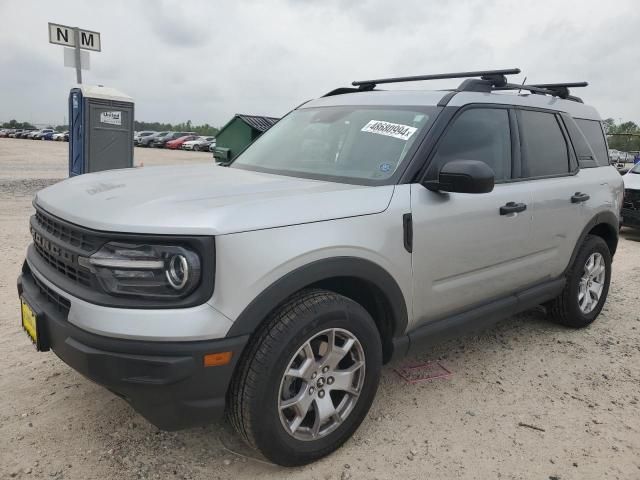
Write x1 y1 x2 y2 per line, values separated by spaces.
213 114 278 163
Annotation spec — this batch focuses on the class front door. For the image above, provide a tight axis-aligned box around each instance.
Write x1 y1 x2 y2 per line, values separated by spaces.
410 106 540 327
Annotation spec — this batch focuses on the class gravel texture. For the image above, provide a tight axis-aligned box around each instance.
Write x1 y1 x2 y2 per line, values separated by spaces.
1 139 639 479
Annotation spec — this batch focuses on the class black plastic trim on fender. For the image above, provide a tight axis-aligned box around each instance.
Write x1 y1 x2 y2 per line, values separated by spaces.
226 257 409 338
564 211 619 274
389 277 566 361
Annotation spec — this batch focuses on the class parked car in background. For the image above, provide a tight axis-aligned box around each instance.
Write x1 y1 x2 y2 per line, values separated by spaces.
134 131 156 146
41 130 56 141
138 131 168 147
17 130 35 138
622 162 640 229
0 129 12 137
8 129 24 138
151 131 195 148
182 136 215 151
33 129 55 140
166 135 200 150
52 131 68 141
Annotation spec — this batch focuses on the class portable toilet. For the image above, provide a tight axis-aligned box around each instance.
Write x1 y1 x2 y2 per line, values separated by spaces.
68 85 134 176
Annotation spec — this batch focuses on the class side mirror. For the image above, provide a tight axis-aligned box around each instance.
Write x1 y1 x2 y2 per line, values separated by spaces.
423 160 495 194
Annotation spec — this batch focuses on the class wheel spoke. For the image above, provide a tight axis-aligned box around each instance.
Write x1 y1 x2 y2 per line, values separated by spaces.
280 389 314 433
329 361 364 395
285 341 316 380
323 335 356 370
313 394 337 425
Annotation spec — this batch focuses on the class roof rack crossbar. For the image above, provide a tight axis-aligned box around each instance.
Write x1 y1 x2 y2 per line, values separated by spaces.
352 68 521 90
493 82 586 102
528 82 588 89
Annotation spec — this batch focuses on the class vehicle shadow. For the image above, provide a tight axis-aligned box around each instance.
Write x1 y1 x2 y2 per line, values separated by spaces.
620 226 640 242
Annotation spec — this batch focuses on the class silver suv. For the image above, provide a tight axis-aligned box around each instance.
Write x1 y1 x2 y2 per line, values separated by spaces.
17 69 623 466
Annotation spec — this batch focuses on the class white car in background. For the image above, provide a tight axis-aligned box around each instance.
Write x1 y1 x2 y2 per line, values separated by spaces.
182 136 215 151
622 162 640 229
52 131 68 141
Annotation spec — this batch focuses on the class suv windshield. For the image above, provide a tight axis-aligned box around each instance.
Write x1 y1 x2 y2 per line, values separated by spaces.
231 106 436 184
630 162 640 174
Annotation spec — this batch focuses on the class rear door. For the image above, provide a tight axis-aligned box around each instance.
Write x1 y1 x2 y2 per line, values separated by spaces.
515 108 587 280
411 106 539 325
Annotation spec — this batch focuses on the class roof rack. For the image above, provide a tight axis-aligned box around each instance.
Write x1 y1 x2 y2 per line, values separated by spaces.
492 81 588 103
351 68 521 91
327 69 588 103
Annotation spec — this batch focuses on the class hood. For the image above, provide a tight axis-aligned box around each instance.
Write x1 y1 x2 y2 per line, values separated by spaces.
35 165 394 235
623 169 640 190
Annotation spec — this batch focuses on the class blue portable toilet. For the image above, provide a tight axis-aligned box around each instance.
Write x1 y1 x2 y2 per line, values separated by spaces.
69 85 134 176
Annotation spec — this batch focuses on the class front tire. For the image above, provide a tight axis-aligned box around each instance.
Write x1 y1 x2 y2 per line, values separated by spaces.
227 289 382 466
548 234 611 328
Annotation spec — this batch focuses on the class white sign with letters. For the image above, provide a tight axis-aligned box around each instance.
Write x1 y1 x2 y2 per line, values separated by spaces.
100 111 122 126
48 22 101 52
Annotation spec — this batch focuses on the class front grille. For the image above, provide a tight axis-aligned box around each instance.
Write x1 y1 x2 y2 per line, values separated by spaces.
624 189 640 210
30 208 101 288
34 210 97 252
32 239 92 286
31 271 71 314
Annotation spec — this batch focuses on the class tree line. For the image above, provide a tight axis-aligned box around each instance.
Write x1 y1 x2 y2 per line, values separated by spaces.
603 118 640 152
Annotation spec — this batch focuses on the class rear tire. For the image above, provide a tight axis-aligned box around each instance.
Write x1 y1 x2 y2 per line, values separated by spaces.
548 234 611 328
227 289 382 466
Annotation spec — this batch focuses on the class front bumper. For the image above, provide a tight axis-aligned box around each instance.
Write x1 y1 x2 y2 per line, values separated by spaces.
17 264 249 430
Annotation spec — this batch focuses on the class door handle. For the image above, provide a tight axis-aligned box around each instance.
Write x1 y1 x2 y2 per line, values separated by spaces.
571 192 590 203
500 201 527 215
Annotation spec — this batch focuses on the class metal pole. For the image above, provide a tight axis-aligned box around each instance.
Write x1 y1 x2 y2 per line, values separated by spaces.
73 27 82 84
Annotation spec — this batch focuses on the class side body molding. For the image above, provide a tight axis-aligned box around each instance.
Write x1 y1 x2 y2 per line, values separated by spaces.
226 256 409 339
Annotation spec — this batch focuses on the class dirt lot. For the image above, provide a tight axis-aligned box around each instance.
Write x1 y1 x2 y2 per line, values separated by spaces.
1 138 639 480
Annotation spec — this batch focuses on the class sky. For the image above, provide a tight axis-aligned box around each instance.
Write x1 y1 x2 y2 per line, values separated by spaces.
1 0 639 128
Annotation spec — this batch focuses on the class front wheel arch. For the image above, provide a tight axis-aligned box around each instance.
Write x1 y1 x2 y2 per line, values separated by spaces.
226 257 408 363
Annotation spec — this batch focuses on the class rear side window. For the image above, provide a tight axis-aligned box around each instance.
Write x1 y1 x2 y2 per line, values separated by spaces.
519 110 570 177
432 108 512 181
575 119 609 166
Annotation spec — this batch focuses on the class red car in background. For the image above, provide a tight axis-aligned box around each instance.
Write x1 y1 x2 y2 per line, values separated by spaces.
165 135 200 150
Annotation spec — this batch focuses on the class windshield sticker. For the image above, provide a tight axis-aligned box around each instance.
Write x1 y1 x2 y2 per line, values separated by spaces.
379 163 392 173
361 120 417 141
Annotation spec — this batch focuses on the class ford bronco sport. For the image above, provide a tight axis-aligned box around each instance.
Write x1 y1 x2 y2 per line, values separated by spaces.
18 69 623 466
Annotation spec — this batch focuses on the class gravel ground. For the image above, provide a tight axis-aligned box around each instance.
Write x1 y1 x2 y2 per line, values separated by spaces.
1 138 639 480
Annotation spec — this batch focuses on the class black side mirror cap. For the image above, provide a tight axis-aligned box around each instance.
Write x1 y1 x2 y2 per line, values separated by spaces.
423 159 495 194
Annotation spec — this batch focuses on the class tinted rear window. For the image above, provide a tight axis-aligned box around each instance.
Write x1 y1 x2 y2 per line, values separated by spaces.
519 110 570 177
575 119 609 166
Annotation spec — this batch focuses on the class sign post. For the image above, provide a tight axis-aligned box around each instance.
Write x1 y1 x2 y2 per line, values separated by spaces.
48 22 101 84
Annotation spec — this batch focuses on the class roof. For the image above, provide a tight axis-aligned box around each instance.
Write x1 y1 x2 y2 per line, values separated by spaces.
303 89 600 121
76 85 133 102
236 114 279 132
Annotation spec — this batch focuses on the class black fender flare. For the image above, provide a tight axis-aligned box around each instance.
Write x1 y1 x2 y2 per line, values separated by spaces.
564 210 619 275
226 257 409 338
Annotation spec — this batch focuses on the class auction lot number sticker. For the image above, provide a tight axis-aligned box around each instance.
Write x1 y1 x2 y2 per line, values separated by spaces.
361 120 417 140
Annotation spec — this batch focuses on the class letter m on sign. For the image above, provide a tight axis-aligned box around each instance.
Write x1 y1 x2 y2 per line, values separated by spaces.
81 32 94 48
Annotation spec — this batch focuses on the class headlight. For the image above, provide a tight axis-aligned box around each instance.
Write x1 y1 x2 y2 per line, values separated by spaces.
79 242 201 299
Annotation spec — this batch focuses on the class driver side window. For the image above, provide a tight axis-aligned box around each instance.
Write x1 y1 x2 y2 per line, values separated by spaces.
432 108 512 182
